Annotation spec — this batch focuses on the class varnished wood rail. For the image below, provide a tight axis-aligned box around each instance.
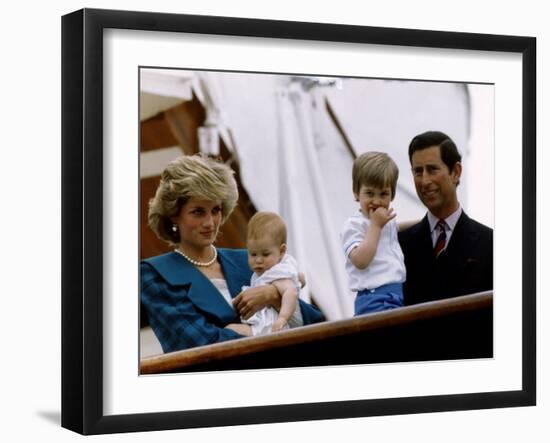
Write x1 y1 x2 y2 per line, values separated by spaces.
141 291 493 374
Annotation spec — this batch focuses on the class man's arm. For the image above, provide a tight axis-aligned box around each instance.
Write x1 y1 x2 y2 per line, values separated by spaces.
398 219 420 231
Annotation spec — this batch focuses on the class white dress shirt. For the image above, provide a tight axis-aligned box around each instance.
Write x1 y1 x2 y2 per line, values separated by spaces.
427 206 463 250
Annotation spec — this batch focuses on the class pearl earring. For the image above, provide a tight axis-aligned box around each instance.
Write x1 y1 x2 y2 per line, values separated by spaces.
172 224 178 233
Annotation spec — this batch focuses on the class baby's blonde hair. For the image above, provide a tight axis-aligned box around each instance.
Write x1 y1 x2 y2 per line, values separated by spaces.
247 211 287 246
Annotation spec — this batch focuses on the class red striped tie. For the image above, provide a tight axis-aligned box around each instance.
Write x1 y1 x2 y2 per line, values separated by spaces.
434 220 447 258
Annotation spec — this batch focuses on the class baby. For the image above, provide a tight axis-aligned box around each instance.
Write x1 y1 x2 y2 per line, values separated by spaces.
340 151 406 315
242 211 301 335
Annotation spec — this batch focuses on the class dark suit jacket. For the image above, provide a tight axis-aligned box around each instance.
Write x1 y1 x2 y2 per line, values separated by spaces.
398 211 493 305
141 249 324 353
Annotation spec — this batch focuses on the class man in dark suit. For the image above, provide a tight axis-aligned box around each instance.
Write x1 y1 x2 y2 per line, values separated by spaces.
398 131 493 305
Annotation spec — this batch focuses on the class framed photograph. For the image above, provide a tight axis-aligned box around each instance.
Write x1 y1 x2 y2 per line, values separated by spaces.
62 8 536 435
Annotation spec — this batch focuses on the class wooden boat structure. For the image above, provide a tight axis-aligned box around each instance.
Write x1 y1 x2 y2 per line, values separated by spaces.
141 291 492 374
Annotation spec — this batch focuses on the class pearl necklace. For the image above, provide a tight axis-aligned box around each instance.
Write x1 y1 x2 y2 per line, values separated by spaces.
175 245 218 267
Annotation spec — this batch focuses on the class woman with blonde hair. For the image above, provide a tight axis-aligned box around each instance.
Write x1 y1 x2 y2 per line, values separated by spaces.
141 155 323 352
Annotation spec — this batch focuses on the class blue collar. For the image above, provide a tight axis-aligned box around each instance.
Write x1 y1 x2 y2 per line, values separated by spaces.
144 249 251 323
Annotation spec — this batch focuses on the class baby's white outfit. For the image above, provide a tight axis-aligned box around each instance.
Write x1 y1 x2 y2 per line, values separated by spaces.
242 253 302 336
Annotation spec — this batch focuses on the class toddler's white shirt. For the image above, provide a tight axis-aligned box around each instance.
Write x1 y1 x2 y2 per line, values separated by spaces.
341 212 406 291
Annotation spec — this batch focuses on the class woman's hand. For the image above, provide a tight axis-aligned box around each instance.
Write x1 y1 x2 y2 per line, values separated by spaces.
225 323 252 337
232 284 280 319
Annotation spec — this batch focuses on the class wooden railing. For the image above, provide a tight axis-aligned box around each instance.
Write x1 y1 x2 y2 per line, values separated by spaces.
140 291 493 374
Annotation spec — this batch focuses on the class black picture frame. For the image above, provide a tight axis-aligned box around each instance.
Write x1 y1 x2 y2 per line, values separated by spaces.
61 8 536 435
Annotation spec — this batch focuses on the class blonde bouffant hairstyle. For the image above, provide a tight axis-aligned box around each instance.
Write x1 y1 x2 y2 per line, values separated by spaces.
247 211 287 246
148 155 238 246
